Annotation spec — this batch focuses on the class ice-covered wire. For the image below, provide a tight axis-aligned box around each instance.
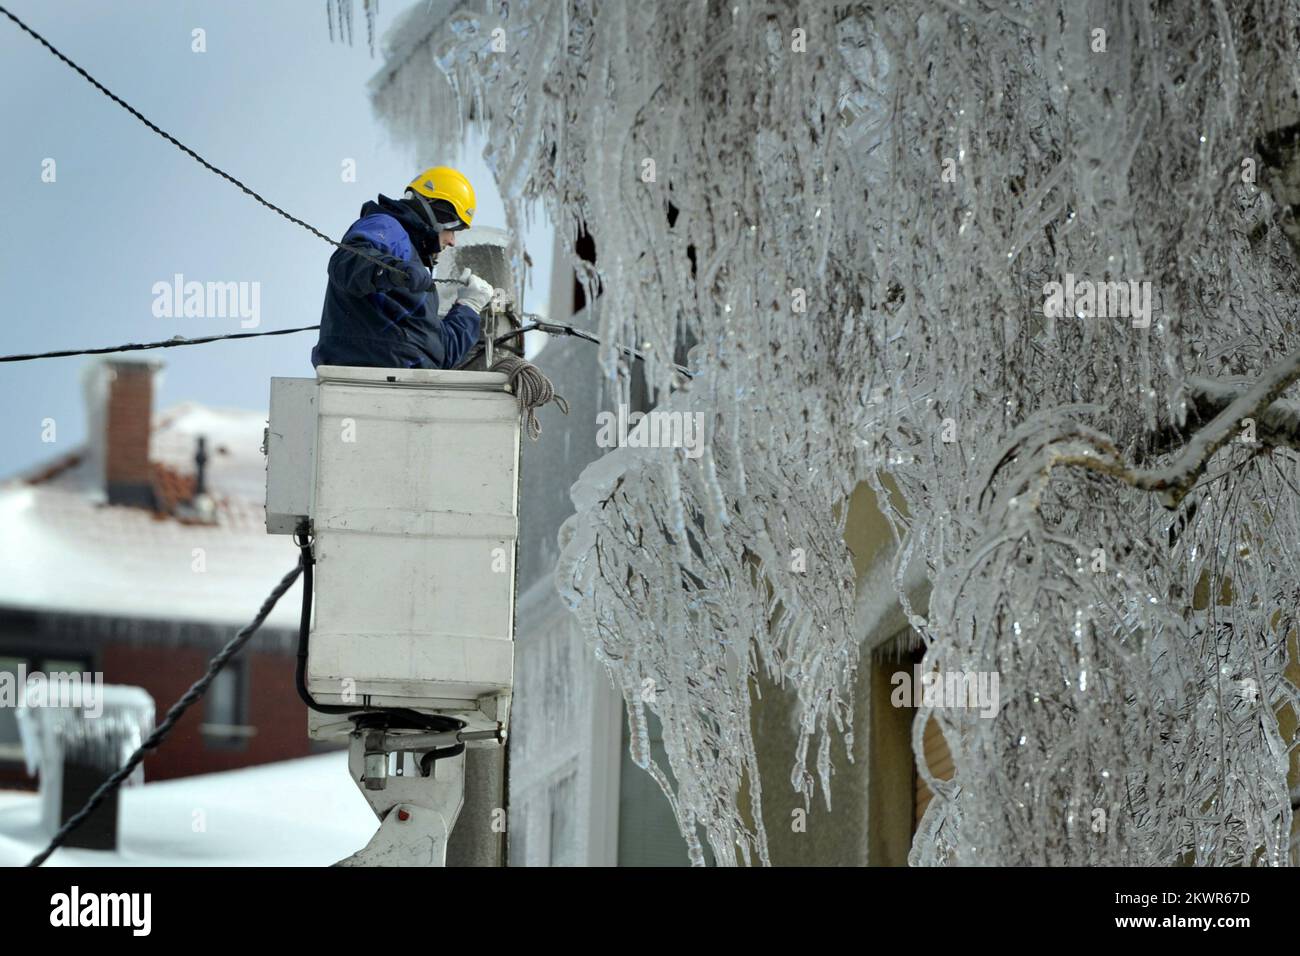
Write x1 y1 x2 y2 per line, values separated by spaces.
26 559 304 867
495 322 695 379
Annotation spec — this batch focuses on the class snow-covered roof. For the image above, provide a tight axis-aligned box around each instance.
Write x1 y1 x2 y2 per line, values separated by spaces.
0 401 303 629
0 752 374 866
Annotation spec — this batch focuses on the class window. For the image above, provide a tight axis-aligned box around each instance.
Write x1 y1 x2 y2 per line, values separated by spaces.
616 708 702 865
202 661 254 749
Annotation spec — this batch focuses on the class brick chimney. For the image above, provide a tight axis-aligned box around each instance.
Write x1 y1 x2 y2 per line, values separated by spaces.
82 359 160 508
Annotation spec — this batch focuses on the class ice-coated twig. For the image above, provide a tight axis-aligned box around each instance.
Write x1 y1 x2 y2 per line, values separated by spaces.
987 351 1300 513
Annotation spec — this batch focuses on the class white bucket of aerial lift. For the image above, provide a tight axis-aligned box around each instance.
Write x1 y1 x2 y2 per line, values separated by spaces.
266 365 520 738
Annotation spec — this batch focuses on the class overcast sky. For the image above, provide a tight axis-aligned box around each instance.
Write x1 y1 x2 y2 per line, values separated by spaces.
0 0 552 475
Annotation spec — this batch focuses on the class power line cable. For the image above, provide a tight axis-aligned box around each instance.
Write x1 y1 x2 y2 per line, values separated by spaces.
493 321 696 379
0 325 325 363
0 3 455 289
26 559 304 867
0 316 698 378
0 7 699 379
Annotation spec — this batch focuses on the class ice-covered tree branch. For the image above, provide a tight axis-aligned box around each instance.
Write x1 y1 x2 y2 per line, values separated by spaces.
984 107 1300 515
986 349 1300 517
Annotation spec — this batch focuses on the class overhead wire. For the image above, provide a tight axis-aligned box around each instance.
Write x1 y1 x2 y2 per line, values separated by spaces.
0 316 698 378
0 0 696 868
0 5 697 379
0 3 454 289
0 325 325 363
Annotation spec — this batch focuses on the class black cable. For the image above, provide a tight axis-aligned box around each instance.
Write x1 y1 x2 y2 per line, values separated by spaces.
27 559 304 867
293 537 463 735
0 10 691 385
420 745 465 775
0 306 538 365
294 536 354 719
0 313 699 378
0 4 455 289
492 320 696 379
0 325 322 364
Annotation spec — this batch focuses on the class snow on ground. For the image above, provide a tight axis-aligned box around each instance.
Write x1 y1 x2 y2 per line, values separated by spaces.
0 752 377 867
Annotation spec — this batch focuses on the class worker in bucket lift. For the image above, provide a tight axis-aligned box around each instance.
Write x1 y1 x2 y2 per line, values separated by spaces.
311 166 494 370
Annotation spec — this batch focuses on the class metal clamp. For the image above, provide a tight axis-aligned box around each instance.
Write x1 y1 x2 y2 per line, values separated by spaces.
337 727 469 867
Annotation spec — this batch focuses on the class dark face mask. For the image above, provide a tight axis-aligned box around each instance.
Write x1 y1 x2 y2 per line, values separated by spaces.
417 230 442 267
402 195 443 265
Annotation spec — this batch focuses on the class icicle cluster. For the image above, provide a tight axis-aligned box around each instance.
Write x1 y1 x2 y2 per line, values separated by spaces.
368 0 1300 866
327 0 379 54
17 686 154 782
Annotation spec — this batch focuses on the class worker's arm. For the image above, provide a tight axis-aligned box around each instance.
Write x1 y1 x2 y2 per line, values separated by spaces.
327 214 430 296
327 241 430 296
438 272 493 368
439 301 483 368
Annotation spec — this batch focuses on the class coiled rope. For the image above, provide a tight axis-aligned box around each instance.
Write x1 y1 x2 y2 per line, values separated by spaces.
490 353 570 440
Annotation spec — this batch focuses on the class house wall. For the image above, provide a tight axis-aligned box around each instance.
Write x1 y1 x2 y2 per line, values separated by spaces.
506 230 921 864
508 275 626 865
100 643 314 780
0 609 316 789
747 481 923 865
507 580 620 866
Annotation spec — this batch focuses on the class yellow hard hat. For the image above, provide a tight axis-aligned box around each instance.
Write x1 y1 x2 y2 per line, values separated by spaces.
407 166 476 229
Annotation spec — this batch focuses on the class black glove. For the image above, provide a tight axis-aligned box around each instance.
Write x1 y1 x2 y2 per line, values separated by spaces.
381 259 433 295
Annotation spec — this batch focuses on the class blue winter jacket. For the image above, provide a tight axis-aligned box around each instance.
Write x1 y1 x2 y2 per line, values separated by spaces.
311 195 481 370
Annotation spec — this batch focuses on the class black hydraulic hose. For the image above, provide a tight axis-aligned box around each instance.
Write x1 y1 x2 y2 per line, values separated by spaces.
294 538 462 734
420 744 465 775
294 538 352 716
